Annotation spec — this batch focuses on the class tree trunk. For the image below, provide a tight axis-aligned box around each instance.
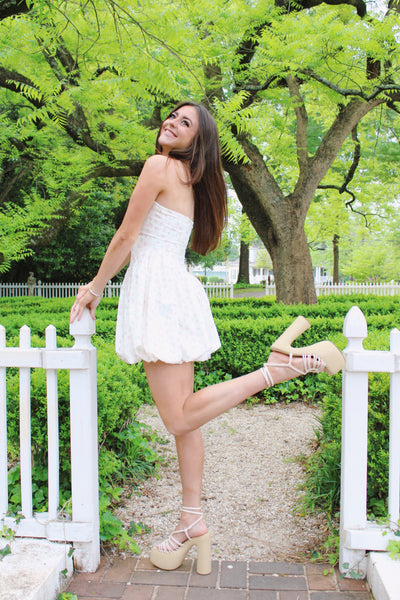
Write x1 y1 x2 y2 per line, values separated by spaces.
269 227 317 304
333 233 339 284
226 139 317 304
237 240 250 284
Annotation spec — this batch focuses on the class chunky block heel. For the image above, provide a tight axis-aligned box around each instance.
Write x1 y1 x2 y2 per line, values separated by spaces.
150 506 211 575
271 315 311 349
195 531 211 575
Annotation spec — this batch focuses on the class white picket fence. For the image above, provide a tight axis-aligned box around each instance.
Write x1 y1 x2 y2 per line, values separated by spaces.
265 281 400 296
2 279 399 299
339 306 400 578
0 310 99 572
204 282 234 299
0 280 234 299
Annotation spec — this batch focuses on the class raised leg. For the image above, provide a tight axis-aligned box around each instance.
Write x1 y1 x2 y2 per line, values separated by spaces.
143 353 307 437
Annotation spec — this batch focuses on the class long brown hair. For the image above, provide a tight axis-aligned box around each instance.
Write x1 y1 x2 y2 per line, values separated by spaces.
155 101 227 255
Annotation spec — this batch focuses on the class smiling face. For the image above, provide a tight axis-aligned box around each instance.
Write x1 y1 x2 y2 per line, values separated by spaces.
157 105 200 155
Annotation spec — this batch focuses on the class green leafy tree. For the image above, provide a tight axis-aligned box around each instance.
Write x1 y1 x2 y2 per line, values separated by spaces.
1 0 399 304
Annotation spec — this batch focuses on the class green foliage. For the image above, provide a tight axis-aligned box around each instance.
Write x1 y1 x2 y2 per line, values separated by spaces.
0 544 11 561
387 539 400 561
299 328 397 522
0 524 15 561
99 487 140 554
5 180 131 282
310 513 340 568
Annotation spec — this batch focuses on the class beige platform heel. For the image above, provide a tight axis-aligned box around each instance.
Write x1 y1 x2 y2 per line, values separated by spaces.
264 315 344 380
150 506 211 575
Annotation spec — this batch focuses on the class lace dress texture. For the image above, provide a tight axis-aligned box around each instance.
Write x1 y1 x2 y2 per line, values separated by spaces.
115 201 221 364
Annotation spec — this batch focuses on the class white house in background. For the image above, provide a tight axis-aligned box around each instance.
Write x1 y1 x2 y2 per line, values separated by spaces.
314 265 332 284
192 244 332 285
192 257 331 285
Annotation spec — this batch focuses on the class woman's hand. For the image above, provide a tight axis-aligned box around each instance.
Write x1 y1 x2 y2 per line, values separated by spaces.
70 283 102 323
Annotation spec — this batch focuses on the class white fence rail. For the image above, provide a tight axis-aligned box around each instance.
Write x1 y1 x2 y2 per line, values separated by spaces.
0 310 99 572
266 281 400 296
340 306 400 578
0 280 234 300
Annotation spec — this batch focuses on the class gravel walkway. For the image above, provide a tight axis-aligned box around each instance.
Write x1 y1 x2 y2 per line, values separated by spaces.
116 402 329 563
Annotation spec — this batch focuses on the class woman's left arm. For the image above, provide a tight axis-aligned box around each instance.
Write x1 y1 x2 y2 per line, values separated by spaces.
70 155 167 322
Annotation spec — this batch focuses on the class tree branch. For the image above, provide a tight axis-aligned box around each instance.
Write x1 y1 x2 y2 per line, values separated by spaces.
231 22 272 107
317 183 375 226
300 68 400 102
41 39 80 88
317 124 361 197
316 124 374 226
341 125 360 191
88 161 144 179
0 66 44 108
275 0 366 18
0 0 31 21
294 97 382 202
287 75 309 171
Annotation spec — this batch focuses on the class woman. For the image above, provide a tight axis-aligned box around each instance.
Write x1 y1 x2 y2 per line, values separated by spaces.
70 101 344 575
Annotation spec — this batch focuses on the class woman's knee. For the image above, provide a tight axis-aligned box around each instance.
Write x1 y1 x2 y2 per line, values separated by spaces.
163 417 191 437
157 409 191 436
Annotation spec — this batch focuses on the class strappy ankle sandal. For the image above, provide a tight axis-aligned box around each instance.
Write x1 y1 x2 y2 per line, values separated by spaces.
150 506 211 575
261 353 327 387
269 315 344 376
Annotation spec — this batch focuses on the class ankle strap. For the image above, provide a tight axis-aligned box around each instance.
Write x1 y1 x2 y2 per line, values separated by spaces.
182 506 202 515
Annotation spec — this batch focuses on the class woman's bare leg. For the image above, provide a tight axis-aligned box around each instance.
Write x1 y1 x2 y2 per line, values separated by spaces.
172 429 208 543
143 352 302 437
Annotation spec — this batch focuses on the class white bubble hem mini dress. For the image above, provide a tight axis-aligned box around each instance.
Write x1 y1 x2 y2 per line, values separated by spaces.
115 201 221 364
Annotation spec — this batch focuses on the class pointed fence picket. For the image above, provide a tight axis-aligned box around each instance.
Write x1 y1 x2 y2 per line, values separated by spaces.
0 310 99 572
340 306 400 578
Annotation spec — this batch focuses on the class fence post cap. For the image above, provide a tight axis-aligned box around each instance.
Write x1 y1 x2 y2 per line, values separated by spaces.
343 305 367 339
69 308 96 337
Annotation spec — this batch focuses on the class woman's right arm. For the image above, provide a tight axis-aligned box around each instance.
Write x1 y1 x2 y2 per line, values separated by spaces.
70 154 168 322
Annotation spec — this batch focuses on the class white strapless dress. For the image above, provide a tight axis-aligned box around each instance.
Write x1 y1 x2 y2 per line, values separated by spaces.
115 201 221 364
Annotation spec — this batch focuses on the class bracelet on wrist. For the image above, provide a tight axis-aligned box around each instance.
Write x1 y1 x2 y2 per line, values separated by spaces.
88 286 101 298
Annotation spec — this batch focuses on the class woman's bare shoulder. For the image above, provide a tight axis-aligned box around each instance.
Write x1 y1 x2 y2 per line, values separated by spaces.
143 154 169 172
143 155 188 186
145 154 186 172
